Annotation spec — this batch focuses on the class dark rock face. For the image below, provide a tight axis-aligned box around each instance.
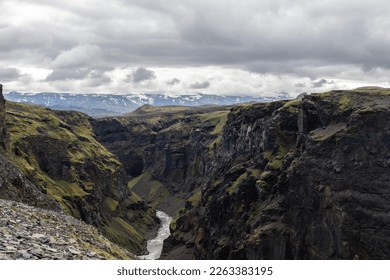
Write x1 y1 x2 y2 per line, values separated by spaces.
161 90 390 260
282 93 390 259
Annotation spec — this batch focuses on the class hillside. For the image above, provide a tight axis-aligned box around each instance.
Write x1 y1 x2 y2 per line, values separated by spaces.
0 90 158 255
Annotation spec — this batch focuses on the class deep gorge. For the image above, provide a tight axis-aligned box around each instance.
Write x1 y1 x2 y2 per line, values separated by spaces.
1 85 390 259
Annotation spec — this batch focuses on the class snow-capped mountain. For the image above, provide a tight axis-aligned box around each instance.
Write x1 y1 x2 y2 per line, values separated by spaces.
4 91 290 117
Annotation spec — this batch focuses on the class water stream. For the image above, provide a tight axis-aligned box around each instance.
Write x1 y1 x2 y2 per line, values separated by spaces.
139 210 173 260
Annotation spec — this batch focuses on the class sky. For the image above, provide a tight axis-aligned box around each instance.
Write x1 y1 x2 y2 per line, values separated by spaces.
1 0 390 97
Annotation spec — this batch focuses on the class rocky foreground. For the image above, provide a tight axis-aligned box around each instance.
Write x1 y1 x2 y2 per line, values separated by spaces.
0 199 135 260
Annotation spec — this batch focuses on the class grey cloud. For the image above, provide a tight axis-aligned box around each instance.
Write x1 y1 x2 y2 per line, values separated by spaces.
129 67 156 83
312 79 334 88
46 68 90 81
50 45 103 69
45 67 113 86
166 78 180 86
124 73 133 83
294 83 306 88
190 81 210 89
0 68 22 81
3 0 390 91
102 0 390 73
0 25 52 53
0 21 90 66
84 74 112 87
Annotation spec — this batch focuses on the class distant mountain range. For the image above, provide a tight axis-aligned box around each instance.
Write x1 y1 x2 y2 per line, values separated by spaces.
4 91 291 117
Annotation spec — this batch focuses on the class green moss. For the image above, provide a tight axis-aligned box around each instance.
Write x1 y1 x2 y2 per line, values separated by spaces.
351 87 390 95
263 150 273 161
103 197 119 212
128 191 143 204
56 180 88 196
6 101 122 193
5 100 128 220
212 178 224 188
188 191 201 206
262 131 292 169
248 168 263 179
268 158 283 170
279 99 301 113
226 172 248 195
126 172 178 213
338 95 351 111
148 180 164 200
198 110 229 135
127 174 146 189
103 217 144 252
170 217 179 231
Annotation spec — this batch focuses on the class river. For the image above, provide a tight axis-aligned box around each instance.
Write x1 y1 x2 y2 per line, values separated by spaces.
139 210 173 260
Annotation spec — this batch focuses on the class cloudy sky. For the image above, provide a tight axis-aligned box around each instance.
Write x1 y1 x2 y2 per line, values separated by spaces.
1 0 390 96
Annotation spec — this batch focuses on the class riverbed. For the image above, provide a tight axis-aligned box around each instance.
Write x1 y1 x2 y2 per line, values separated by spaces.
139 211 173 260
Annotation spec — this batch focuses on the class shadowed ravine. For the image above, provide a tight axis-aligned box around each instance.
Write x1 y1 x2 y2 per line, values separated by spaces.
139 211 173 260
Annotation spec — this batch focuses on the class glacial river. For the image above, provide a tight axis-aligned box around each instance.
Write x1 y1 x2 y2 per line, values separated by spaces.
139 210 173 260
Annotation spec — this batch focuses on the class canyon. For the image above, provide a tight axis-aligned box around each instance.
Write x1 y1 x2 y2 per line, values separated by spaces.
1 85 390 259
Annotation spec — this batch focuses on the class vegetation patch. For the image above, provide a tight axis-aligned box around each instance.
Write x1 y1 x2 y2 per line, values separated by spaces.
198 110 229 135
103 197 119 212
279 99 301 113
187 190 202 206
338 95 351 111
226 172 248 195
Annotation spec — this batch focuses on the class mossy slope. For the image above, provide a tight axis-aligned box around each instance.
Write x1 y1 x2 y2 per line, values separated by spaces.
5 101 157 254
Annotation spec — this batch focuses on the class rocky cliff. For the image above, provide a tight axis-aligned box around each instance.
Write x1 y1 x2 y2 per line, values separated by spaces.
0 85 61 211
95 87 390 259
3 100 157 254
160 88 390 259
